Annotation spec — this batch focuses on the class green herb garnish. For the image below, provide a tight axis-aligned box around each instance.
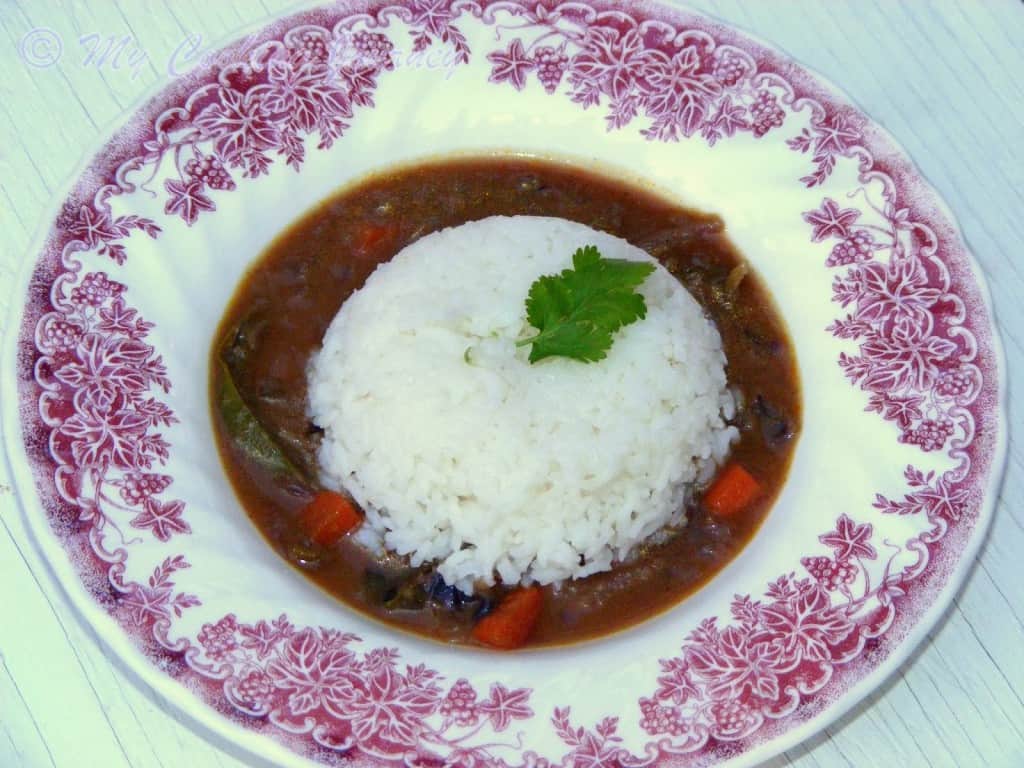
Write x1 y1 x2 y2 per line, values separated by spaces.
516 245 656 363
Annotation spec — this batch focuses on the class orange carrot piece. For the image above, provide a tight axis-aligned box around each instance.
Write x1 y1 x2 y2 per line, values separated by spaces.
703 463 762 517
355 224 390 252
472 586 544 650
301 490 362 546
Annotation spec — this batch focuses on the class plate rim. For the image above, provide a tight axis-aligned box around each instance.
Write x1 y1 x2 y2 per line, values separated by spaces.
0 1 1009 766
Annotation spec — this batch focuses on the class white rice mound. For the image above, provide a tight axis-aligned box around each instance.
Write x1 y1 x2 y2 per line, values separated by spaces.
308 216 737 591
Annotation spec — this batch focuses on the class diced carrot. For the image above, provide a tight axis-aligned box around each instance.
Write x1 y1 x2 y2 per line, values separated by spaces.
354 224 391 252
703 462 762 517
472 586 543 650
301 490 362 546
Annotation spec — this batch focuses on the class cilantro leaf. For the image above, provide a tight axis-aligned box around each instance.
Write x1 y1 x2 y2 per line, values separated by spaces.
516 245 656 363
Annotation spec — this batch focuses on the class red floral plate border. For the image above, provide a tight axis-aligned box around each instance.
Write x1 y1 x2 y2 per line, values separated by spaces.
2 1 1007 766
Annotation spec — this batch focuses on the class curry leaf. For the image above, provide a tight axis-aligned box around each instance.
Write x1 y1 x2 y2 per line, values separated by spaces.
217 360 300 478
516 245 656 363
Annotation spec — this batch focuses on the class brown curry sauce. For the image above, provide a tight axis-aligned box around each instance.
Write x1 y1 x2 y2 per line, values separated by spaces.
211 156 801 648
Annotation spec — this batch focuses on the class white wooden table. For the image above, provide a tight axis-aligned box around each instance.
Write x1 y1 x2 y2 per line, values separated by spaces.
1 1 1021 766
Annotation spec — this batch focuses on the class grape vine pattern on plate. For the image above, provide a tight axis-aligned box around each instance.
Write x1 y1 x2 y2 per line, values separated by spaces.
37 202 195 550
191 617 534 761
635 516 892 748
17 2 991 767
485 8 786 143
804 192 981 463
140 3 472 226
482 3 861 185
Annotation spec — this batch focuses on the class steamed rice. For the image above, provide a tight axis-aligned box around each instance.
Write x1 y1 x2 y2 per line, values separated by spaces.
307 216 736 591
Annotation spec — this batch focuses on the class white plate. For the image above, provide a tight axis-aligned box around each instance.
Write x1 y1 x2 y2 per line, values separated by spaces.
2 2 1006 766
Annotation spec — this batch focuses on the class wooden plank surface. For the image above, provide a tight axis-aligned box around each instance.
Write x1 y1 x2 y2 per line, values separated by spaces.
0 1 1021 766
